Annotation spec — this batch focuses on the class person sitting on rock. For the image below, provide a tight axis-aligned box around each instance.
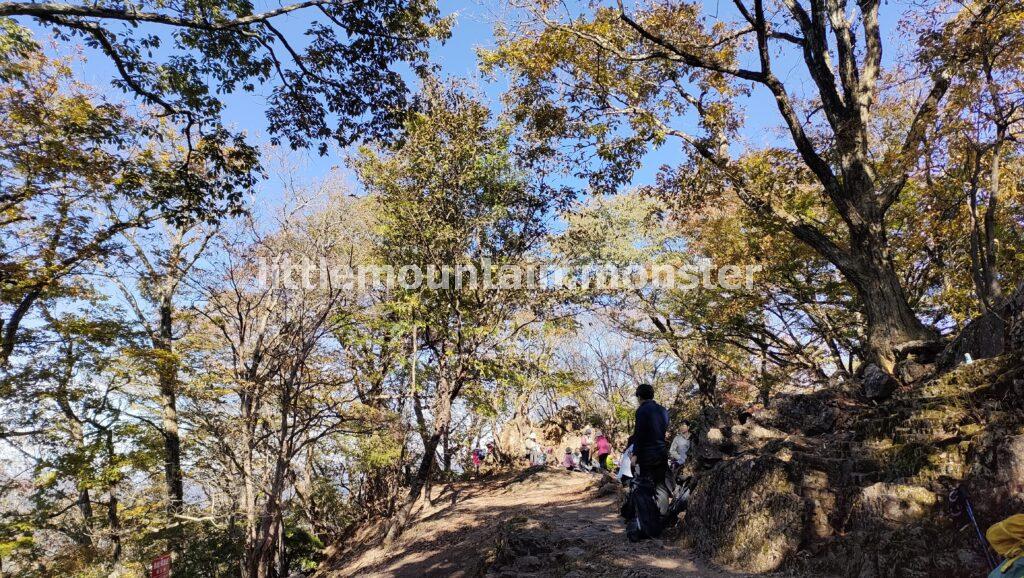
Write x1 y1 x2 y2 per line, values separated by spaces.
571 447 584 470
669 423 691 468
562 447 576 470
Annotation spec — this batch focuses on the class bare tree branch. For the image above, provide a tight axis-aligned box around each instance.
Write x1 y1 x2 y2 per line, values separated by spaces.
1 0 335 30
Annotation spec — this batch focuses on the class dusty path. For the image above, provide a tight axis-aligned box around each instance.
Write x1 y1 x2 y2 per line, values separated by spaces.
322 468 749 577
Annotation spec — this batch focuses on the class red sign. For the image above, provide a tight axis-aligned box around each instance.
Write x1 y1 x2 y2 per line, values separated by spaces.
150 553 171 578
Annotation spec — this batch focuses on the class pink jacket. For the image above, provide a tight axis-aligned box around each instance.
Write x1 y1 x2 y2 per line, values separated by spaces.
595 436 611 454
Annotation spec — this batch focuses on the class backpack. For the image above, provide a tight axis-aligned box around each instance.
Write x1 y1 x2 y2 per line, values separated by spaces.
625 476 663 542
990 559 1024 578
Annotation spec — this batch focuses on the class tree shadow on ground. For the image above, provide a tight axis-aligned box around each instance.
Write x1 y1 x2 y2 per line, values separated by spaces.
333 469 746 578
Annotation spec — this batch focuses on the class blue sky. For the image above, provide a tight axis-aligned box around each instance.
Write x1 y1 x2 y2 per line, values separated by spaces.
38 0 912 216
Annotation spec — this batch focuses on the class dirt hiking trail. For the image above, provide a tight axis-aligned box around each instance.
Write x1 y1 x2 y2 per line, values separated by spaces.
318 468 753 577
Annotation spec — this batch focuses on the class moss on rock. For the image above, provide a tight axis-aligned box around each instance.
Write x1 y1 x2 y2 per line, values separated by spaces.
684 454 806 573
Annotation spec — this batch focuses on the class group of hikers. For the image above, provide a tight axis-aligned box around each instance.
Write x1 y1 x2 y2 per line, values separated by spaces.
523 426 614 471
517 383 691 482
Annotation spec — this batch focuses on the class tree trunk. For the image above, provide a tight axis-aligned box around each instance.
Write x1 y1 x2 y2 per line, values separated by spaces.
104 430 122 564
73 424 94 548
983 143 1003 302
243 422 290 578
384 374 455 544
757 340 770 407
789 201 938 374
55 375 94 547
154 296 185 554
968 140 1004 312
442 428 452 475
384 430 444 544
245 378 296 578
244 497 282 578
846 225 938 372
241 393 259 578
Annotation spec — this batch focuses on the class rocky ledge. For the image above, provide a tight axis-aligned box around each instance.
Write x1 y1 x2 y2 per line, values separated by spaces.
682 355 1024 577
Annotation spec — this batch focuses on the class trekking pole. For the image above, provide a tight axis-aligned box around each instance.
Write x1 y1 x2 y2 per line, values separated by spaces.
949 487 998 570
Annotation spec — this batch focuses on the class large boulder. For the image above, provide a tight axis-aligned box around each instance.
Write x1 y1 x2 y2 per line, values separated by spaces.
937 311 1006 371
800 469 837 541
814 524 970 578
684 454 807 573
849 483 938 528
729 421 789 452
965 431 1024 525
755 390 847 436
539 405 586 442
998 435 1024 495
894 358 933 385
691 407 737 465
937 284 1024 371
806 484 964 578
862 364 898 401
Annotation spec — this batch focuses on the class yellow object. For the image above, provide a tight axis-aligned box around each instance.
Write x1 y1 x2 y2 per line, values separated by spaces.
988 514 1024 573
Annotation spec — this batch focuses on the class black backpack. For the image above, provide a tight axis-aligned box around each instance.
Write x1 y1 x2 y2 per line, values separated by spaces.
625 476 663 542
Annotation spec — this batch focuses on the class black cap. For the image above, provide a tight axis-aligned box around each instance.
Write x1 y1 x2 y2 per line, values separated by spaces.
635 383 654 400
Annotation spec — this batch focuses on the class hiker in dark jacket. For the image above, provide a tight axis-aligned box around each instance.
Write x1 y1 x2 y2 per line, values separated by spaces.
629 383 669 487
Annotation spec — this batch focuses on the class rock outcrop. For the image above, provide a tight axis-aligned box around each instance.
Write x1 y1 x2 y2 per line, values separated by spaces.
862 364 898 401
684 453 806 573
682 355 1024 577
937 284 1024 371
